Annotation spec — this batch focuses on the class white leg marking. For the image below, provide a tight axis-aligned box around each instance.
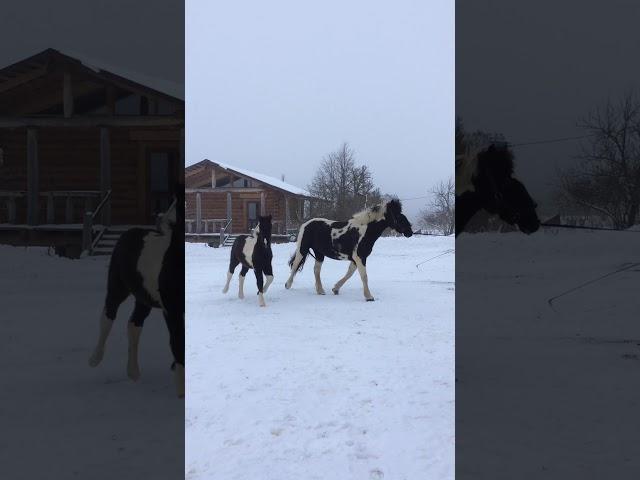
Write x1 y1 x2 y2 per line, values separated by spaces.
127 323 142 381
332 262 357 295
258 292 266 307
89 309 113 367
222 271 233 294
175 363 185 398
354 256 374 301
263 275 274 294
238 274 245 299
285 252 303 289
314 260 326 295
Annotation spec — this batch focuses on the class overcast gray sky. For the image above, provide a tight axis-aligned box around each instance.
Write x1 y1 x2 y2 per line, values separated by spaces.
0 0 183 86
187 0 454 220
457 0 640 214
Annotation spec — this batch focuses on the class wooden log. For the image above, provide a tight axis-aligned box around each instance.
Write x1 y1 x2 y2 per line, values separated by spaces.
27 128 39 225
260 191 266 215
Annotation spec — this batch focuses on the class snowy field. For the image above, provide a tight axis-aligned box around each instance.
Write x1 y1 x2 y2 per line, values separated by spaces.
0 246 183 480
186 235 455 480
456 230 640 479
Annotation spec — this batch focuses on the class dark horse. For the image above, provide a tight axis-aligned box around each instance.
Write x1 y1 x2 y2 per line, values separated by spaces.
285 199 413 301
89 189 185 397
456 143 540 236
222 214 274 307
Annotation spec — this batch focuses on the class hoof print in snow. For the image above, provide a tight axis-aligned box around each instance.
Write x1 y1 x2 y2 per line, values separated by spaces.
370 469 384 479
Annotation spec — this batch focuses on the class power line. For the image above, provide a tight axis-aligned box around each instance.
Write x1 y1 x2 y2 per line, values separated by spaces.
508 133 597 147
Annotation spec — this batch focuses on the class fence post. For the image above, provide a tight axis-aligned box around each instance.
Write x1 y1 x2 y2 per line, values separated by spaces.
82 212 93 253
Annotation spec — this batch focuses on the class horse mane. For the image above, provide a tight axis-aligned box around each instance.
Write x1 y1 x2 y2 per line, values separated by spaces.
456 143 514 194
350 199 402 226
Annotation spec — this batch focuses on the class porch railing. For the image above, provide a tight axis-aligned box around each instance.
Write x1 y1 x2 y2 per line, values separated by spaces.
82 189 112 254
185 218 229 234
0 191 26 223
219 218 232 245
41 190 102 224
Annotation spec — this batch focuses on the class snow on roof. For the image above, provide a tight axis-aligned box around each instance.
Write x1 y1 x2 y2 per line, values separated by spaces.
59 49 184 101
214 161 312 197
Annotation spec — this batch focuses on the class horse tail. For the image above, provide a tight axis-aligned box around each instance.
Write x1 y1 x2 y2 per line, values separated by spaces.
288 250 308 272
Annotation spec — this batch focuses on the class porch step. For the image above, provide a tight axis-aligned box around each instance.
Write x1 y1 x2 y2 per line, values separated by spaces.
89 225 152 256
222 234 240 247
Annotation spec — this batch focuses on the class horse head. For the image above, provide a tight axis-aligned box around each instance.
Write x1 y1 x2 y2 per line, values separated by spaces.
384 199 413 237
476 144 540 234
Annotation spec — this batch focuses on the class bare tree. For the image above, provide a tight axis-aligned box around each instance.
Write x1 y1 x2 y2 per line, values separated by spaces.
558 92 640 228
308 143 382 218
419 177 455 235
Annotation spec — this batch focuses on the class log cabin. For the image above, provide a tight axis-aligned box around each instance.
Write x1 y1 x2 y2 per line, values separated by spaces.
0 48 184 257
185 160 316 245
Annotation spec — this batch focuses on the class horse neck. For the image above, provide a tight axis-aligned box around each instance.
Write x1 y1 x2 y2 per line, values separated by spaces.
363 218 389 242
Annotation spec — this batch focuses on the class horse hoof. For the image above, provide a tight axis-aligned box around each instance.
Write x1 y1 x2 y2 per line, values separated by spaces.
317 290 326 295
285 282 291 290
127 366 141 381
366 298 375 302
332 288 339 295
88 351 103 367
238 294 244 299
221 288 228 294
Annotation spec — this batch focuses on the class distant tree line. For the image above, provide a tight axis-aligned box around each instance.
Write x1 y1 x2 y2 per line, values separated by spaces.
308 142 383 219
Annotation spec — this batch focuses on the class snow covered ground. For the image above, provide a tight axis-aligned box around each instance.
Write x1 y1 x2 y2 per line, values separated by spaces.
456 230 640 479
186 235 455 480
1 246 183 480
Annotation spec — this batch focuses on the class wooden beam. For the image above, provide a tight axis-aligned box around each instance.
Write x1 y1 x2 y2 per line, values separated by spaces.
63 72 73 118
185 187 265 194
226 191 232 224
211 168 216 188
260 191 266 215
0 116 184 128
100 127 111 225
26 128 39 225
195 192 202 234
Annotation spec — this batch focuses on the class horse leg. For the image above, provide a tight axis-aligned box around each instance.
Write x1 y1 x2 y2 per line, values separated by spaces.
354 255 374 301
285 249 306 289
126 301 152 381
89 268 128 367
263 263 274 294
255 268 266 307
163 308 185 398
332 261 357 295
313 253 326 295
238 265 249 299
222 255 240 294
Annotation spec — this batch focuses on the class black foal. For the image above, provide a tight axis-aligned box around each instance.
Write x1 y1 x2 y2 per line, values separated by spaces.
222 214 274 307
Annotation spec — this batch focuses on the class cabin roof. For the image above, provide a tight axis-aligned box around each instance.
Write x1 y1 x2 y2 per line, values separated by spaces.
186 159 313 198
0 48 184 102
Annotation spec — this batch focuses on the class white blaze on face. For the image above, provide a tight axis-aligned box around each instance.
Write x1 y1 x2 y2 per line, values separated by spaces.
137 231 172 308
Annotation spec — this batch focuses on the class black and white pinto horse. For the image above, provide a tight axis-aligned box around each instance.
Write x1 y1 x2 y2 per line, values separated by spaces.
222 214 274 307
284 199 413 301
88 192 185 397
456 143 540 236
